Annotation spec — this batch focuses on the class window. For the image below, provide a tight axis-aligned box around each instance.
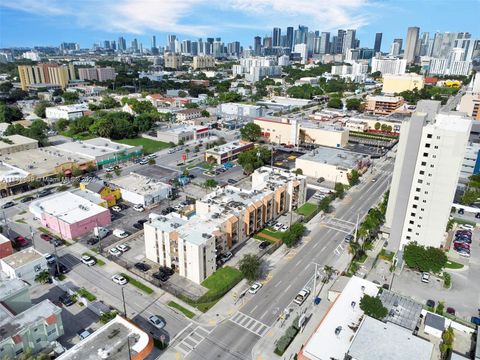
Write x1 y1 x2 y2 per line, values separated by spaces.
427 134 432 139
409 220 414 224
407 228 412 232
413 204 418 209
421 161 427 166
410 212 416 216
425 143 431 148
437 136 441 139
36 338 41 343
416 188 421 192
419 170 425 175
417 179 423 184
432 155 436 158
406 236 411 240
434 146 438 149
414 196 419 200
423 153 429 157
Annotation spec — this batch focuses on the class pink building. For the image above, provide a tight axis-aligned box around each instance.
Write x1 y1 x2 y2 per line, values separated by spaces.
29 192 111 240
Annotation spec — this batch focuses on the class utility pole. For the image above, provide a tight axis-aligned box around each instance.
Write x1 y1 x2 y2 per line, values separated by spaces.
121 287 132 360
312 262 318 305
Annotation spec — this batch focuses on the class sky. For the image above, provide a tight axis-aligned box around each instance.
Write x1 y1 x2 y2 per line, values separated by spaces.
0 0 479 51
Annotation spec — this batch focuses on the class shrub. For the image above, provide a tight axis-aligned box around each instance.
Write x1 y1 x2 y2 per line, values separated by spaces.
443 272 451 288
359 294 388 320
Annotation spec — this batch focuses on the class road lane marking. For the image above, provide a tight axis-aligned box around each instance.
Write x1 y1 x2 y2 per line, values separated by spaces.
229 311 270 336
251 304 258 313
294 259 302 267
274 280 282 288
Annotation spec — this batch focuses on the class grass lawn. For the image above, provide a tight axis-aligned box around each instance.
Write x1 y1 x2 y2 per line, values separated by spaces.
77 288 97 301
453 218 476 226
168 301 195 319
379 249 395 262
82 252 105 266
260 228 285 241
120 273 154 294
445 260 464 269
116 137 170 154
296 202 318 217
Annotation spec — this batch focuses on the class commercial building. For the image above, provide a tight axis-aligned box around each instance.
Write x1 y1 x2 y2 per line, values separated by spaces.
217 103 264 119
256 97 314 112
45 103 89 122
345 117 403 134
18 63 75 90
0 279 64 359
109 173 171 206
385 101 472 252
382 73 424 94
29 191 111 240
295 147 370 185
192 55 215 70
0 134 38 156
404 27 420 64
365 95 405 115
371 57 407 75
53 137 142 168
155 125 209 145
176 108 202 122
144 167 306 283
204 140 254 164
0 234 13 259
164 53 182 69
0 248 48 284
57 315 153 360
79 181 122 208
254 117 349 148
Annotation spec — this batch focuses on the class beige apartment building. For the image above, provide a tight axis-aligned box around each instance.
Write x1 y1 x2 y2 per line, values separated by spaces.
365 95 405 116
193 55 215 70
164 53 183 69
18 63 75 90
144 167 306 284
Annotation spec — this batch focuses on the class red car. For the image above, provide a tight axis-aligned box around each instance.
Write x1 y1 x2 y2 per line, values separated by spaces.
40 234 54 242
13 236 28 247
454 241 470 250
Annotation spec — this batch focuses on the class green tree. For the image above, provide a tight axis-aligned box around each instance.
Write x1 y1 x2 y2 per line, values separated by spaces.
374 122 381 130
327 97 343 109
282 223 306 248
334 182 345 199
9 88 28 101
184 102 199 108
240 123 262 142
403 243 447 273
72 168 83 177
238 254 261 282
99 311 118 324
54 118 69 132
237 146 271 174
460 190 480 205
100 96 119 109
346 98 362 111
0 81 13 93
201 110 210 117
114 168 122 177
63 91 79 102
322 265 335 284
218 92 242 103
35 270 50 284
203 179 218 189
348 169 360 186
440 326 454 356
0 104 23 123
359 295 388 320
33 100 51 118
293 168 303 175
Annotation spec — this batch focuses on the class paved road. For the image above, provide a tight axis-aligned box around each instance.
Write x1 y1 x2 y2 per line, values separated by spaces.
182 159 394 360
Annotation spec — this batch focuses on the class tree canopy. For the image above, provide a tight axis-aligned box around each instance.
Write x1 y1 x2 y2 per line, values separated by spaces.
0 104 23 123
237 146 271 174
403 243 447 273
359 295 388 320
240 123 262 142
238 254 261 282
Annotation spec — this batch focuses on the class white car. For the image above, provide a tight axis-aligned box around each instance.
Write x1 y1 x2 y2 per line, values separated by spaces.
105 167 114 172
116 244 129 252
421 272 430 283
111 206 122 212
248 282 263 294
293 288 311 305
221 251 233 263
133 204 145 212
109 247 122 257
112 274 128 285
148 315 165 329
280 225 289 232
459 224 474 230
113 229 129 238
81 255 96 266
273 223 283 231
45 253 56 265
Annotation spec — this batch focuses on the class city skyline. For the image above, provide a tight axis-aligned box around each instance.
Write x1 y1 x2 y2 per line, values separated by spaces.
1 0 479 49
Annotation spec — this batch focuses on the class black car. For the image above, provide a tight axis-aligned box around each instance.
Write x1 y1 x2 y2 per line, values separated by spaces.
1 201 15 209
133 222 144 230
152 272 169 282
59 293 74 306
138 219 148 224
20 196 34 203
159 266 174 276
426 299 435 308
259 241 270 250
227 179 237 185
87 237 99 245
161 207 174 215
54 263 69 277
134 262 151 272
188 174 196 179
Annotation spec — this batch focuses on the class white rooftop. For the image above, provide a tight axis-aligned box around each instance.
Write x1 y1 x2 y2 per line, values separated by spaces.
0 278 28 301
158 124 208 134
1 247 44 269
46 103 88 113
205 140 253 155
0 134 38 150
0 162 29 183
110 173 171 195
433 113 472 133
303 276 379 360
297 147 368 169
347 316 433 360
368 95 404 102
30 191 108 224
54 137 136 159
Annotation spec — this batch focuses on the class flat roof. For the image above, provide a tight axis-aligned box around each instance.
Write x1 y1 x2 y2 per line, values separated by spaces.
434 113 472 133
303 276 379 360
57 316 152 360
0 135 38 150
158 124 208 134
347 316 433 360
0 300 60 342
297 147 368 169
46 104 88 112
205 140 253 155
133 165 179 182
1 247 44 269
368 95 404 102
30 191 108 224
110 173 171 196
2 146 91 176
0 278 28 301
379 290 423 331
54 137 137 159
0 162 29 183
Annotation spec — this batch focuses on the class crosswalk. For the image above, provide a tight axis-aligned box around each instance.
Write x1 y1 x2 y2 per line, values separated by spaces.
174 326 210 357
229 312 270 337
322 216 356 234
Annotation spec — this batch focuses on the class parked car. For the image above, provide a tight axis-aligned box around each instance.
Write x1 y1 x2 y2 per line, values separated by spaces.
112 274 128 285
133 204 145 212
426 299 435 308
40 234 54 242
113 229 129 238
20 196 34 203
456 249 471 257
13 236 28 247
87 237 99 245
37 189 51 197
293 288 311 305
45 253 56 265
159 266 174 276
139 159 149 165
77 329 92 340
421 272 430 283
81 255 96 266
280 225 289 232
344 234 354 242
148 315 165 329
52 238 63 247
453 242 470 249
59 293 74 306
471 316 480 325
273 223 283 231
1 201 15 209
54 263 69 276
446 307 456 315
459 224 474 230
133 222 144 230
227 179 237 185
109 247 122 257
248 282 263 294
259 241 270 250
221 251 233 263
134 262 151 272
116 244 129 252
152 272 169 282
111 205 122 212
316 177 325 184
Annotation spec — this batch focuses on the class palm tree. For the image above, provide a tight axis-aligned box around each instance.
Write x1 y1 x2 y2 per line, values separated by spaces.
35 270 50 284
322 265 334 284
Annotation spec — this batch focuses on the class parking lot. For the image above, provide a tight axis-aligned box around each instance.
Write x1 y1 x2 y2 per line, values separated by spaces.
392 227 480 321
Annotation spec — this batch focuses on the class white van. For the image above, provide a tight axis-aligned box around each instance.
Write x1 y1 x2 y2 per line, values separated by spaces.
113 229 129 238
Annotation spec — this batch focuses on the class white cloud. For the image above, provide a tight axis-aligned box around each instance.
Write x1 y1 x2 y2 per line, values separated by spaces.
1 0 378 36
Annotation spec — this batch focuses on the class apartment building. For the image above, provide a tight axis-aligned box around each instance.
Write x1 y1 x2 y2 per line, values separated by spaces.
0 279 64 359
371 57 407 75
0 135 38 156
18 63 75 90
164 53 182 69
78 67 116 81
176 108 202 122
144 167 306 283
365 95 405 115
254 117 349 147
385 101 472 252
192 55 215 70
458 73 480 120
